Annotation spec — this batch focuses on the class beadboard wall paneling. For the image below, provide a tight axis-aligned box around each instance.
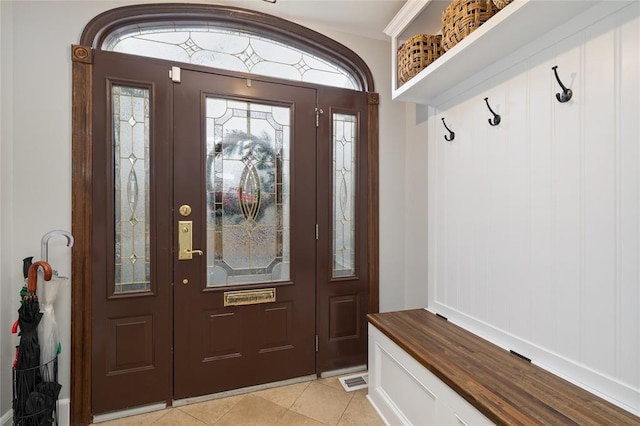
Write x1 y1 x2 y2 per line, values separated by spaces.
427 3 639 415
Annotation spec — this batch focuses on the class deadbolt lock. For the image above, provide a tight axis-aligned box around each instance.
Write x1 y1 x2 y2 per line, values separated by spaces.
179 204 192 217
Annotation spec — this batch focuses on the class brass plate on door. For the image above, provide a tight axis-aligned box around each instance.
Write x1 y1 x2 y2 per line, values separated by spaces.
178 220 204 260
224 288 276 306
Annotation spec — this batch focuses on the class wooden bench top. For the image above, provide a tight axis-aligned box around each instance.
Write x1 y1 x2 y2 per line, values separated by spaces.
368 309 640 426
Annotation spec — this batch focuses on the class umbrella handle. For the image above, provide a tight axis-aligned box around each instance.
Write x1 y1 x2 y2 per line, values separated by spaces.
27 261 52 293
11 319 19 334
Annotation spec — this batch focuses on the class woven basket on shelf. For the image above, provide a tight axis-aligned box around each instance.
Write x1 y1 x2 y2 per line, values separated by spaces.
441 0 498 51
397 34 443 85
492 0 513 9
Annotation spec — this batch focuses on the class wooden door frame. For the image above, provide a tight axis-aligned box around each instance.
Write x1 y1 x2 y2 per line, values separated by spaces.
70 4 379 425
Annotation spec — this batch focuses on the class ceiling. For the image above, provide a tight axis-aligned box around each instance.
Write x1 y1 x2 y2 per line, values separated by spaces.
211 0 406 40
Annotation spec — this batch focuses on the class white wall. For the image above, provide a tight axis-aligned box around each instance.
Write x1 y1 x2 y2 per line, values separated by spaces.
424 2 639 415
402 102 429 309
2 2 80 421
0 1 15 423
0 0 408 422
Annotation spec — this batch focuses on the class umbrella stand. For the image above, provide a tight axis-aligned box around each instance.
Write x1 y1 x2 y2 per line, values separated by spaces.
13 261 60 426
12 358 59 426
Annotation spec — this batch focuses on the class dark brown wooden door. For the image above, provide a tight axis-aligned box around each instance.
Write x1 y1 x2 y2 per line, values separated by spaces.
91 51 173 414
316 87 369 373
172 69 317 399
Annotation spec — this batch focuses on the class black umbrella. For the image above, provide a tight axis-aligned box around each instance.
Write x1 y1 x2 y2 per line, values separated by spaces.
13 261 53 425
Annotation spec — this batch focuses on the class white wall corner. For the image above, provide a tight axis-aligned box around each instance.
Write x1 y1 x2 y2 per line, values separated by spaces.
402 102 429 309
0 0 15 419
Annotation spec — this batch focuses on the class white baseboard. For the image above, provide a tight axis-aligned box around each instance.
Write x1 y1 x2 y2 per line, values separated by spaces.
1 409 12 426
58 398 70 426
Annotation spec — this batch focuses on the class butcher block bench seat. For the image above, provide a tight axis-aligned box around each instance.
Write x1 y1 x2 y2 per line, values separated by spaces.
367 309 640 425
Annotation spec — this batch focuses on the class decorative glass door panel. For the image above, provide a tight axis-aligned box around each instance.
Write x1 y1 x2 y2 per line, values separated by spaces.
105 26 360 90
206 98 291 286
333 113 356 278
112 85 151 293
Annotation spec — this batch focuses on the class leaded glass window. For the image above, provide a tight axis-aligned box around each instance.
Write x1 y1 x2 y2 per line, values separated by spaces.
206 97 291 286
333 113 357 277
103 26 359 90
113 85 151 293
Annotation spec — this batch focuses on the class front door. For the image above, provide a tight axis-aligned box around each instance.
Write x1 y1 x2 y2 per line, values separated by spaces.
90 50 369 416
172 69 317 399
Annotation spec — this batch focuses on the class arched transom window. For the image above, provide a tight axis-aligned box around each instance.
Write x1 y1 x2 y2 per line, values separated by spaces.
103 25 359 90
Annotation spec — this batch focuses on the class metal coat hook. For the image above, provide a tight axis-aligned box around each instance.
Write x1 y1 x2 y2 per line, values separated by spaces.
441 118 455 141
552 66 572 103
484 97 501 126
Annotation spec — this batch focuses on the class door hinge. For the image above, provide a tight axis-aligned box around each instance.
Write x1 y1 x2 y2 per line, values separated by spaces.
315 335 319 352
169 66 181 83
315 224 319 240
315 108 323 128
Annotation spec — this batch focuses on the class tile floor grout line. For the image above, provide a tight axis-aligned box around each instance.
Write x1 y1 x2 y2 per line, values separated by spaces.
287 380 311 409
336 392 360 426
148 407 173 425
177 405 214 425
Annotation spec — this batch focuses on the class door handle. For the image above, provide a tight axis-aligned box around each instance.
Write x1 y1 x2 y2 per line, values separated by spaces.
178 220 204 260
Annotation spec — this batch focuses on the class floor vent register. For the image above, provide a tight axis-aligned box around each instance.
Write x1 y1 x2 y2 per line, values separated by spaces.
338 373 368 392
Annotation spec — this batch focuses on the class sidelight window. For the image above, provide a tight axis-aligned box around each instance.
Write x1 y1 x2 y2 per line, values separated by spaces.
112 85 151 293
333 113 357 277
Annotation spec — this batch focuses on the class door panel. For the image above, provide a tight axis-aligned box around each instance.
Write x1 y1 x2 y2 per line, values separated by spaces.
173 70 317 399
317 88 369 373
92 51 172 414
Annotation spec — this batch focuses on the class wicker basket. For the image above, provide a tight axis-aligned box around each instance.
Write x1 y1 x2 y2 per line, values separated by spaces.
441 0 498 51
492 0 513 9
397 34 443 85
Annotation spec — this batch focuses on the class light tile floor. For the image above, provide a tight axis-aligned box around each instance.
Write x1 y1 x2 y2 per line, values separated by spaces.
94 374 384 426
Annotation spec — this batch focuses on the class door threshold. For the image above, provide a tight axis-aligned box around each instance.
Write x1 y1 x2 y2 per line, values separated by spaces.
320 364 367 378
172 374 318 407
92 402 167 423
